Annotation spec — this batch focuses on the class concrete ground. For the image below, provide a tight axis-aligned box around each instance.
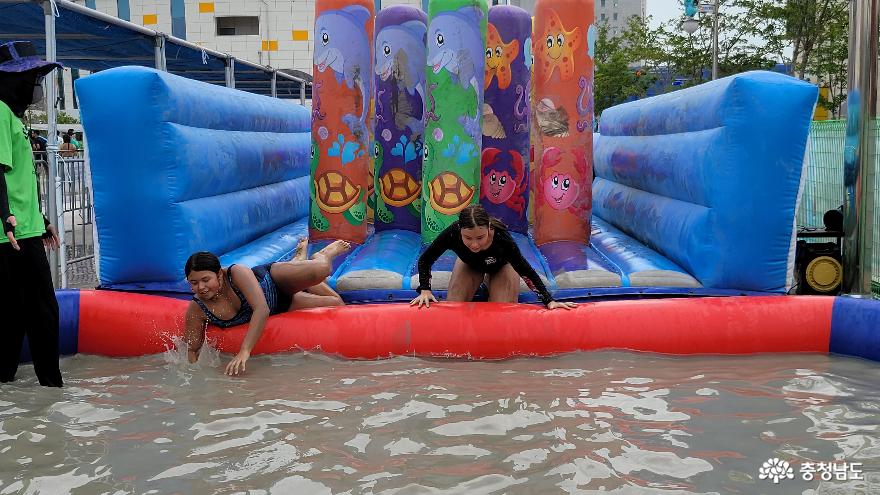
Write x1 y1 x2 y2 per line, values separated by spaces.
58 195 98 289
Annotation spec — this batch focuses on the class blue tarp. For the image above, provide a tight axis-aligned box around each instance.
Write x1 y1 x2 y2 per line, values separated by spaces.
0 1 310 99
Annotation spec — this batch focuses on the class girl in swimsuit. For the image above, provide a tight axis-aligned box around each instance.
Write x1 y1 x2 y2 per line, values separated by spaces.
184 239 350 375
411 204 577 310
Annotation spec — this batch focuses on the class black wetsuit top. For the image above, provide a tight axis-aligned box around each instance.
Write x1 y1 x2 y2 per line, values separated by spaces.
416 222 554 305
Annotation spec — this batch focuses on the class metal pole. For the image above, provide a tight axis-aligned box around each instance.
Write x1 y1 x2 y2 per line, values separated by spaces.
711 0 718 80
225 57 235 88
842 0 878 295
154 34 166 71
271 70 277 98
43 1 66 288
300 80 306 106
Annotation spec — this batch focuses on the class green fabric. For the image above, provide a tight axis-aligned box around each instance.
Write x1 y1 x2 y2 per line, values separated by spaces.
421 70 481 242
0 101 43 243
421 0 487 243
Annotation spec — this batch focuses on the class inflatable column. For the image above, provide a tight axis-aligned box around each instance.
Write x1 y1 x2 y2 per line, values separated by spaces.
421 0 488 243
373 6 428 233
532 0 594 245
311 0 374 244
480 5 531 234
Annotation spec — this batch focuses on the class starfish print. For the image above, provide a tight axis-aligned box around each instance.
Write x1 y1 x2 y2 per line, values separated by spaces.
484 23 520 90
534 9 581 83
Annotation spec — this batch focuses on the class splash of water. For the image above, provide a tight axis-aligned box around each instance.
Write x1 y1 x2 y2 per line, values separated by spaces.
162 336 222 385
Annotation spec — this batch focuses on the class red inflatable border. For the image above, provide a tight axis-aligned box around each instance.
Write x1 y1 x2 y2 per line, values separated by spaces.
78 291 834 359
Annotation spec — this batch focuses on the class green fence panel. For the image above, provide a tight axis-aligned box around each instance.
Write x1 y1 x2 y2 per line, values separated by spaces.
797 120 879 296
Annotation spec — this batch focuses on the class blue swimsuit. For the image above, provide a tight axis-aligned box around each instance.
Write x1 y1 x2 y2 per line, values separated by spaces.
193 263 292 328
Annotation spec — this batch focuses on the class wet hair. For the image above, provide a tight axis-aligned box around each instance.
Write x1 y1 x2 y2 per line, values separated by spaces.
458 204 507 232
61 133 70 144
0 70 38 117
184 251 221 277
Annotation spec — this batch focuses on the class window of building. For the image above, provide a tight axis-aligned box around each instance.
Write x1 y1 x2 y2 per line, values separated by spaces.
116 0 130 22
216 16 259 36
613 12 618 20
601 13 605 20
601 0 605 7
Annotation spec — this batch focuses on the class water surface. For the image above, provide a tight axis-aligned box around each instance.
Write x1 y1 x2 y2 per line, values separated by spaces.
1 350 878 494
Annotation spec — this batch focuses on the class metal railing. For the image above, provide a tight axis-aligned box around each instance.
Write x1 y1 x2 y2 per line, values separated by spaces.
33 150 97 288
796 120 880 296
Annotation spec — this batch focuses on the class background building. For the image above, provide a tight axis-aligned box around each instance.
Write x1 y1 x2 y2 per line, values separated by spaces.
508 0 645 35
77 0 425 74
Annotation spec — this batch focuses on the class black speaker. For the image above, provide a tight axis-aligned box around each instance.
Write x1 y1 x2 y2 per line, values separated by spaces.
823 207 843 232
794 241 843 295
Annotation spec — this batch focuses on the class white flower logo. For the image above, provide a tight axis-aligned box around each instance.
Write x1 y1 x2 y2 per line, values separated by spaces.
758 457 794 484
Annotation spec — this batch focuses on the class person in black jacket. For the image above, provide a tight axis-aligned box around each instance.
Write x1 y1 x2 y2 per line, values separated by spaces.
0 41 63 387
411 204 577 310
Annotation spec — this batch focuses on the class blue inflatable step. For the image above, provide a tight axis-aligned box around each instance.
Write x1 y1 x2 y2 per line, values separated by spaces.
590 216 701 288
406 246 461 291
539 240 622 288
220 217 309 270
334 229 423 290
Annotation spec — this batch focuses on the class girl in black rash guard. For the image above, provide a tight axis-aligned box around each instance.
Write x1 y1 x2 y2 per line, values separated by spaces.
411 204 577 310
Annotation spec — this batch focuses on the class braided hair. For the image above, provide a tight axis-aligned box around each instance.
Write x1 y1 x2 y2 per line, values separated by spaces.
458 204 507 232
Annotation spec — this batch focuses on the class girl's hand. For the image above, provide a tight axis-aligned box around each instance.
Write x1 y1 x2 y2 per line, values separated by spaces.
4 215 18 250
186 338 202 364
547 301 577 310
42 223 60 251
225 350 250 376
410 290 437 308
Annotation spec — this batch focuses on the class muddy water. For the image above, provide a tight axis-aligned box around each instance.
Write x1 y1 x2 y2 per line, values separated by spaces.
1 350 878 494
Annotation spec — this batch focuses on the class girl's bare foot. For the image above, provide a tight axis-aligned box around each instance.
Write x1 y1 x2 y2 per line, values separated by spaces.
293 238 309 261
313 240 351 263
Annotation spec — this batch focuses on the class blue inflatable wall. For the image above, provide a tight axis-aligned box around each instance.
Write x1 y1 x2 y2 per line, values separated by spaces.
76 67 311 292
593 71 817 292
74 67 818 301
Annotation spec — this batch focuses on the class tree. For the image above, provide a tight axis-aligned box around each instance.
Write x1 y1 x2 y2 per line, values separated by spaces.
618 15 667 73
655 0 778 87
596 6 778 99
745 0 848 80
593 21 657 116
25 110 80 125
740 0 849 115
594 0 842 111
806 6 847 117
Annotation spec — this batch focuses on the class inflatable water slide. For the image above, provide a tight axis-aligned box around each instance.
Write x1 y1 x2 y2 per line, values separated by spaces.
42 0 878 362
